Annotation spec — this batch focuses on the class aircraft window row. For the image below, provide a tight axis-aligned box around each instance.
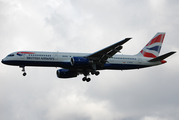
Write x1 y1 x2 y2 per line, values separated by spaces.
62 55 73 57
113 57 136 60
28 54 51 57
7 54 14 57
62 55 68 57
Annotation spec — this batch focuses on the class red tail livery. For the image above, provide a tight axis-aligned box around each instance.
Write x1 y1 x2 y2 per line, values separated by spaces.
138 32 165 58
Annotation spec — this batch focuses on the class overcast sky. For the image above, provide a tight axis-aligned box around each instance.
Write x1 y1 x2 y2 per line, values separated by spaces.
0 0 179 120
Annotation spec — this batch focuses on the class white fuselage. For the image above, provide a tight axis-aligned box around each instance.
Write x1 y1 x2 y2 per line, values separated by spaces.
2 51 163 70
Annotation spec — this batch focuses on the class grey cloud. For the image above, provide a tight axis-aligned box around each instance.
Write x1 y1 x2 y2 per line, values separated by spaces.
0 0 179 120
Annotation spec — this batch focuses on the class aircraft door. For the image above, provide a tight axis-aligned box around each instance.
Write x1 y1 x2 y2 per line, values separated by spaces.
54 52 58 60
138 58 142 63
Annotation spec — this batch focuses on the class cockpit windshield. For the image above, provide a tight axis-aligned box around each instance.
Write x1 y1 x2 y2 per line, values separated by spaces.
7 54 14 57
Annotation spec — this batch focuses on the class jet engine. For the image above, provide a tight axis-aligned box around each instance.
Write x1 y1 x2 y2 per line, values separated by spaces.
56 69 78 78
71 57 93 66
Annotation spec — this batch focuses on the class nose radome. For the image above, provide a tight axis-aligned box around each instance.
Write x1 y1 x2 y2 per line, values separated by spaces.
1 58 9 65
1 59 4 64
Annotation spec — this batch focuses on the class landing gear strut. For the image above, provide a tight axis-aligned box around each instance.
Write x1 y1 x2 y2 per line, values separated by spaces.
82 71 91 82
20 66 27 76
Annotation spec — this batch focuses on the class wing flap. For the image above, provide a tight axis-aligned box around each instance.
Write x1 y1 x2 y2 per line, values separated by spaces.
86 38 131 66
86 38 131 59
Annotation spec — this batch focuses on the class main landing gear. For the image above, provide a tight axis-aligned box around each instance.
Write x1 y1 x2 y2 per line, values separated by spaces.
20 66 27 76
82 71 100 82
82 77 91 82
91 71 100 76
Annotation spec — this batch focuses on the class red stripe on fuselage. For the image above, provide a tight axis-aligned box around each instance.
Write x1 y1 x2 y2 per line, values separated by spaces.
17 52 35 54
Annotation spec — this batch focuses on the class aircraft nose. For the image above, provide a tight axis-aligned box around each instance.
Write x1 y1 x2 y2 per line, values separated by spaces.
1 58 7 64
1 58 10 65
1 59 4 64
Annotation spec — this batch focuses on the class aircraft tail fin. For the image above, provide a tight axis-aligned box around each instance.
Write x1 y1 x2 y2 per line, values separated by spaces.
137 32 165 58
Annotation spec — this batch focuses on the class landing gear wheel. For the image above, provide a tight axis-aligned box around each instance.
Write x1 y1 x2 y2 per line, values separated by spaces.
23 72 27 76
82 77 91 82
91 71 95 75
95 71 100 76
82 77 86 81
86 78 91 82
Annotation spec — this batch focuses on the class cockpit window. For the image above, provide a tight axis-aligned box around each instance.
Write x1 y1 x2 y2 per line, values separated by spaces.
7 54 14 57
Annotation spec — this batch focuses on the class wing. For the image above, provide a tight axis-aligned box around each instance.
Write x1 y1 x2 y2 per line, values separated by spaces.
86 38 131 67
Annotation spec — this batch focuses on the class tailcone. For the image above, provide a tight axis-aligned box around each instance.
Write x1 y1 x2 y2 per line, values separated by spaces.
161 60 167 64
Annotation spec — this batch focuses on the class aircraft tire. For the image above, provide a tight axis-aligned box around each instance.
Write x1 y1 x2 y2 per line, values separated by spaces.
23 72 27 76
82 77 86 81
95 71 100 76
86 78 91 82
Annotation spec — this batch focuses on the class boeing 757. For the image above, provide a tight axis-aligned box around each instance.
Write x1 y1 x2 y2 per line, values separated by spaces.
1 32 176 82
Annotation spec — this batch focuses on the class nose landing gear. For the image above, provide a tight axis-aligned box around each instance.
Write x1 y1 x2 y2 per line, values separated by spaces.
20 66 27 76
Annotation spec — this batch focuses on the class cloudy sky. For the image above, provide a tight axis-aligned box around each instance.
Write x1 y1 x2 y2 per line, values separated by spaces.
0 0 179 120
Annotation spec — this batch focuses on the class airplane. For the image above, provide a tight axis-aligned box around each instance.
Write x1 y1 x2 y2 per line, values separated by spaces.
1 32 176 82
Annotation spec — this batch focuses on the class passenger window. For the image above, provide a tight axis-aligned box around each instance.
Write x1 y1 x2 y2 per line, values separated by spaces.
7 54 14 57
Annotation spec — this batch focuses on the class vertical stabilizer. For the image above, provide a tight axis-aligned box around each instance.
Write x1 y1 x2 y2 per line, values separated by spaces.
137 32 165 58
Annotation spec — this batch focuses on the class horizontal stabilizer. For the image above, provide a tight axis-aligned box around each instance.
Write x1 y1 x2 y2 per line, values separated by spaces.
148 51 176 62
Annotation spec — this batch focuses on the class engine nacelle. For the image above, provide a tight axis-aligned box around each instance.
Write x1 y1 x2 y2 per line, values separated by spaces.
71 57 93 66
56 69 78 78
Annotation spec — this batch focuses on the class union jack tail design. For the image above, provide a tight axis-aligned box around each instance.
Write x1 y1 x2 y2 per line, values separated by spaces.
137 32 165 58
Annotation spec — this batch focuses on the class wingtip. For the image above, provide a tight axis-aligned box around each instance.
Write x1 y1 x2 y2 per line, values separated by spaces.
125 38 132 40
171 51 177 54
